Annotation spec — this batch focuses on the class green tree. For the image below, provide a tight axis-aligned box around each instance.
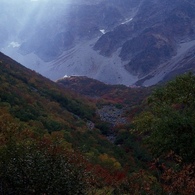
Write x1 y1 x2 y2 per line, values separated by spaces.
0 112 89 195
134 73 195 162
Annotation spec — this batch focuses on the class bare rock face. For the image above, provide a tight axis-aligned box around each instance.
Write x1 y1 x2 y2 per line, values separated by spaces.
1 0 195 86
120 33 176 75
94 0 195 81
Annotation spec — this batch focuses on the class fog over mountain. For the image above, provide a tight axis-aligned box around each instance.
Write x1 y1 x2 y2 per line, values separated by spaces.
1 0 195 86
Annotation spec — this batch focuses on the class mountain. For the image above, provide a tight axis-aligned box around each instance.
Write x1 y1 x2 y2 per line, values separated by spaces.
0 51 154 193
1 0 195 86
94 0 195 85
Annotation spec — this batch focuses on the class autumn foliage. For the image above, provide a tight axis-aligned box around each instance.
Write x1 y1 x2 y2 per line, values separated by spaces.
0 53 195 194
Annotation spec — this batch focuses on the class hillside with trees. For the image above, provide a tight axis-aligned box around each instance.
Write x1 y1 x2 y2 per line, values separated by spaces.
0 52 194 194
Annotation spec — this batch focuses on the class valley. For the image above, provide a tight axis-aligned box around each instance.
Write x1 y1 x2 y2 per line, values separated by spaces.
0 52 152 194
0 50 194 193
0 0 195 194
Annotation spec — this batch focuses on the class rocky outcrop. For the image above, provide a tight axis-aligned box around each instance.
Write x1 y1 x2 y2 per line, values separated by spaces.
121 33 176 75
97 105 127 126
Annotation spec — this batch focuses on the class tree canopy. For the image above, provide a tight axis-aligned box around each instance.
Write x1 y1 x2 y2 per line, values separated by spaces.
134 73 195 162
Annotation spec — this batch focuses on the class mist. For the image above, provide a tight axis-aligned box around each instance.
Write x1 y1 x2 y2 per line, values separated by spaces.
0 0 72 48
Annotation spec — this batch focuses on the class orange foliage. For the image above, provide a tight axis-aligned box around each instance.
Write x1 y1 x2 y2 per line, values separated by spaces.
162 164 195 194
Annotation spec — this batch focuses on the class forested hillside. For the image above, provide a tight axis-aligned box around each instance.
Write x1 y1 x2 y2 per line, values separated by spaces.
0 52 150 194
0 52 194 194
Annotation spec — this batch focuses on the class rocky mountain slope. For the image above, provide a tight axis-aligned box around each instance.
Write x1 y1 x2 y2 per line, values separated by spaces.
1 0 195 86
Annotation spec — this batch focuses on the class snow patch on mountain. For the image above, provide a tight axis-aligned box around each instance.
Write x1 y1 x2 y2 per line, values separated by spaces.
121 18 133 25
100 29 106 34
9 42 21 48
